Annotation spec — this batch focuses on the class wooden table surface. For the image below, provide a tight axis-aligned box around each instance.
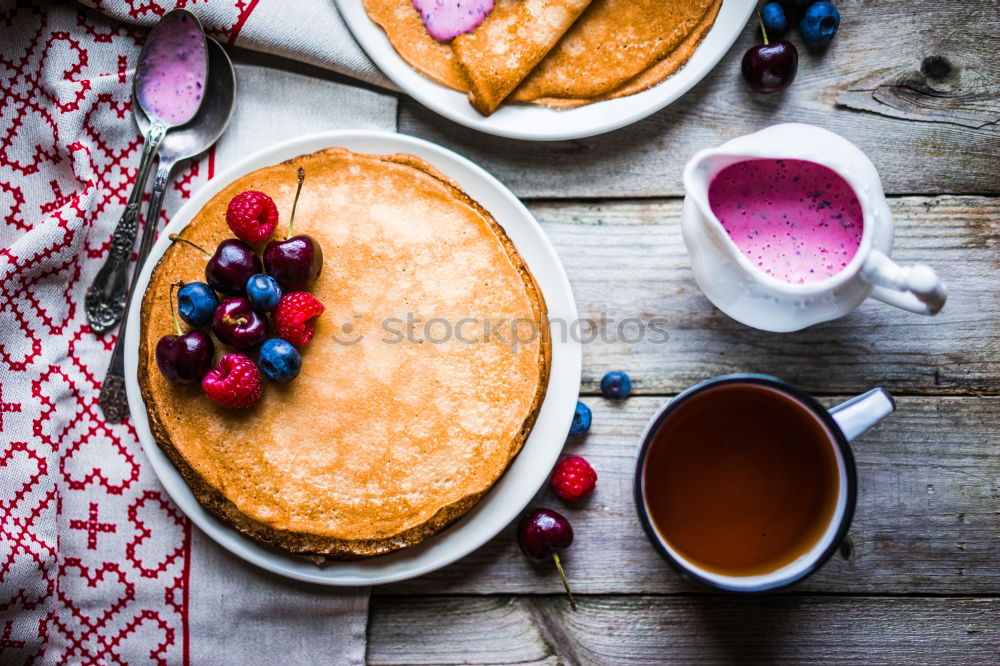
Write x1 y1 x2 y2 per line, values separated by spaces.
262 1 999 662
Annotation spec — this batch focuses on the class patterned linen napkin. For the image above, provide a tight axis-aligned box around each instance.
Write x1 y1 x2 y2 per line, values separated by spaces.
0 2 396 662
81 0 393 89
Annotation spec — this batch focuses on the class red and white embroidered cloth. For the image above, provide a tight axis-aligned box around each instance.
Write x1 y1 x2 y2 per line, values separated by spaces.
1 1 394 662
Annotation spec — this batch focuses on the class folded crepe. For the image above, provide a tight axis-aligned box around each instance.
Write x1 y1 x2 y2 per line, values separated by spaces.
363 0 470 91
363 0 721 111
451 0 593 115
510 0 720 105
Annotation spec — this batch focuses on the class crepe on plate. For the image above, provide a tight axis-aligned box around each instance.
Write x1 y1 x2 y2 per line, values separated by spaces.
363 0 721 113
139 147 550 558
451 0 593 115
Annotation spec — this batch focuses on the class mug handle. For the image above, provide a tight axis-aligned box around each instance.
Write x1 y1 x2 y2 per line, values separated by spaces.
861 250 947 315
829 388 895 442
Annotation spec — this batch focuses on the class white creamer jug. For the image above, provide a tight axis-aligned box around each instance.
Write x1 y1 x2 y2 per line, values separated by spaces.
682 123 946 332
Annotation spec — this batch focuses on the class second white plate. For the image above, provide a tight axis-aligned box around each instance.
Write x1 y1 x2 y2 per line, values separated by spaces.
337 0 754 140
124 130 582 585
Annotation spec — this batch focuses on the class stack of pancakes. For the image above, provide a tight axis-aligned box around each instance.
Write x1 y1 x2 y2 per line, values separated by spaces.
139 148 550 558
365 0 722 115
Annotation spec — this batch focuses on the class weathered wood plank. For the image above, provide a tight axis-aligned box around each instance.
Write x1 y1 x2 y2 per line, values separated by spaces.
528 196 1000 395
398 1 1000 198
367 596 557 666
368 595 1000 665
384 396 1000 595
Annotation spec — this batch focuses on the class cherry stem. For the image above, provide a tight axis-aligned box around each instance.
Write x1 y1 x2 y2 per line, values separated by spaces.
168 281 183 336
287 167 305 239
169 234 212 257
551 552 577 612
756 6 769 45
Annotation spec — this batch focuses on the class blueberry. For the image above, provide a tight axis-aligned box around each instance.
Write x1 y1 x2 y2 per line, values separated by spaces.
800 1 840 46
760 2 788 37
568 401 592 437
176 281 218 328
258 338 302 383
245 274 282 312
600 371 632 400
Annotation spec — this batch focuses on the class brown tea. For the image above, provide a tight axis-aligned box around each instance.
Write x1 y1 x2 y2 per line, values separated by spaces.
643 383 841 576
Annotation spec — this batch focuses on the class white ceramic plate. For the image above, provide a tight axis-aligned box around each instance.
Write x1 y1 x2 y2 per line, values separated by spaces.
124 130 581 585
337 0 754 141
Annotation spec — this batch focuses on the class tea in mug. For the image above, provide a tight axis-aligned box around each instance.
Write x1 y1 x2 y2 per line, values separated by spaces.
643 383 841 576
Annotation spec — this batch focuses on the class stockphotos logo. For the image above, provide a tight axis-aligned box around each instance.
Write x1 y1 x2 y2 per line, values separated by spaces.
329 312 670 352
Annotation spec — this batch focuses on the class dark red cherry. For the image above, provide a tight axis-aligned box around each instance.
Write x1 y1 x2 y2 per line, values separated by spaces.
517 508 577 610
206 239 263 295
212 297 269 349
518 508 574 559
742 41 798 93
155 330 214 385
263 235 323 291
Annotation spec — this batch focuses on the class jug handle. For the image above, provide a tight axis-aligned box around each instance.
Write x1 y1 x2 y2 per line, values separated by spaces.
829 388 895 442
861 250 947 316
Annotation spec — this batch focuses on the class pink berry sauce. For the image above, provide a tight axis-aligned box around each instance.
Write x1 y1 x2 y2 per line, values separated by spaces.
708 159 864 284
135 12 207 126
412 0 494 42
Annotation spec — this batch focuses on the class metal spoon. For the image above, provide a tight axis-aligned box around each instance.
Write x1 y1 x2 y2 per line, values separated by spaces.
85 9 208 334
98 38 236 423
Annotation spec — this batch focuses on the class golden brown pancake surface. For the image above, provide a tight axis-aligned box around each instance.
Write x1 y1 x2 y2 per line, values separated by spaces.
523 0 723 107
452 0 593 115
363 0 720 111
139 148 549 558
510 0 717 102
364 0 469 90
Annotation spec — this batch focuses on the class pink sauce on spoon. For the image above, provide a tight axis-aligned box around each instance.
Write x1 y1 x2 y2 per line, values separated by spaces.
135 11 207 126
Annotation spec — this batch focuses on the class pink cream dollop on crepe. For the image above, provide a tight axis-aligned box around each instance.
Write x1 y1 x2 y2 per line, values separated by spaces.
411 0 494 41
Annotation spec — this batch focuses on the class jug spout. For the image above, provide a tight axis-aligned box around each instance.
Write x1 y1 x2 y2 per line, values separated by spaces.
830 388 895 442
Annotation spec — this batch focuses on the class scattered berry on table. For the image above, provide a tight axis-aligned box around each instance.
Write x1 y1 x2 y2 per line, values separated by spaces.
800 1 840 46
259 338 302 384
226 190 279 243
742 40 798 93
760 2 788 37
246 273 282 312
274 291 325 347
568 401 592 437
176 281 218 327
600 371 632 400
202 353 263 408
742 7 798 94
517 508 577 610
551 455 597 501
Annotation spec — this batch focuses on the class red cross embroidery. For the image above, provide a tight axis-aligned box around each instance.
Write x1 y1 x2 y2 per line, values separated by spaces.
38 179 77 216
0 620 25 650
69 502 116 550
0 384 21 432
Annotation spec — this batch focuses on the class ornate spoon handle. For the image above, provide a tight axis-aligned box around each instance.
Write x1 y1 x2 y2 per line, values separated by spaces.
98 336 129 423
85 123 167 334
98 157 178 423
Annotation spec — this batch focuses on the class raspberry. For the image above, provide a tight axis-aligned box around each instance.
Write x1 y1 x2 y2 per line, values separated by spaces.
202 354 263 408
226 190 279 243
274 291 325 347
551 456 597 501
